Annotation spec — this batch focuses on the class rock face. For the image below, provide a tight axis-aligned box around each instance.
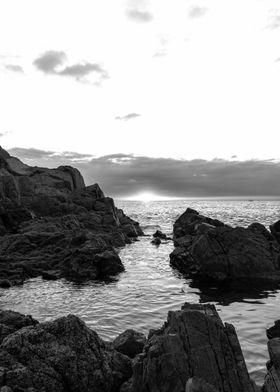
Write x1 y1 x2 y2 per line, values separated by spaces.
0 310 38 344
0 313 132 392
0 305 262 392
113 329 147 358
0 146 143 286
128 303 256 392
170 208 280 284
263 321 280 392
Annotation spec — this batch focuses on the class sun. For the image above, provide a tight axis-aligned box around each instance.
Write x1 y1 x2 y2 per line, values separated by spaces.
125 192 174 202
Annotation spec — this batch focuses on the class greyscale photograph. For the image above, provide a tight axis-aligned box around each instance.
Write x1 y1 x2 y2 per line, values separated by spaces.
0 1 279 391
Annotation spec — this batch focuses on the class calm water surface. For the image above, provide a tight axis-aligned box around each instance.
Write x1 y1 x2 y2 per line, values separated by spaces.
1 199 280 386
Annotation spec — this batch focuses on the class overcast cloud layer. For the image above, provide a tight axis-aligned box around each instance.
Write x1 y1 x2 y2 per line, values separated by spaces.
8 147 280 198
2 1 280 162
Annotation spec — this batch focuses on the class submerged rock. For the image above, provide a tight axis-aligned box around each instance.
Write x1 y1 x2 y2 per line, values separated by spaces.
0 146 143 286
128 303 257 392
170 208 280 284
0 314 132 392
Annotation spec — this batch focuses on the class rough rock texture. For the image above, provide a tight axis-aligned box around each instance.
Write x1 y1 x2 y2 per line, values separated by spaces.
128 303 256 392
0 314 132 392
170 208 280 284
113 329 147 358
0 310 38 344
0 147 143 286
263 321 280 392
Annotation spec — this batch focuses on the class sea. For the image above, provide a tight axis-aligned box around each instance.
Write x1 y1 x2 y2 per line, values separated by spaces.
1 199 280 386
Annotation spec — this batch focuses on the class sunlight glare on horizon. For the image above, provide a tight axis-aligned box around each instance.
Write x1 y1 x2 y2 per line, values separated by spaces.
124 192 180 202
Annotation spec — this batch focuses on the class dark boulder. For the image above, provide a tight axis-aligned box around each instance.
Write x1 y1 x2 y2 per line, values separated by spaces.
113 329 147 358
170 208 280 284
0 314 132 392
270 220 280 244
151 237 161 246
153 230 170 240
128 303 256 392
0 310 38 344
61 247 124 281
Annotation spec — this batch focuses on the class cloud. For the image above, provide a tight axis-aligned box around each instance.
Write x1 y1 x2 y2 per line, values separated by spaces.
33 51 66 74
267 10 280 29
33 51 108 84
59 63 108 82
115 113 141 121
126 9 153 22
5 64 24 73
7 148 280 198
8 147 93 162
188 6 208 18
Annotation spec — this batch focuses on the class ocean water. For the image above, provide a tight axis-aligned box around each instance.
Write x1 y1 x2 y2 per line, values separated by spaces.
1 199 280 386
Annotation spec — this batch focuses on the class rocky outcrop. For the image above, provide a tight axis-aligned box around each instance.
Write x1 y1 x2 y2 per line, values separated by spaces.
0 305 263 392
0 146 143 287
0 310 38 344
0 314 132 392
263 321 280 391
127 303 257 392
113 329 147 358
170 208 280 284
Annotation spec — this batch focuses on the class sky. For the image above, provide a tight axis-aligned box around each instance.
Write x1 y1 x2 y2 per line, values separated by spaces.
1 0 280 198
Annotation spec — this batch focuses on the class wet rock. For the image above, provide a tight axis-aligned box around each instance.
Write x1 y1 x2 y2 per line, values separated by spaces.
170 208 280 284
153 230 169 240
113 329 147 358
0 314 132 392
151 237 161 245
0 147 143 287
129 303 256 392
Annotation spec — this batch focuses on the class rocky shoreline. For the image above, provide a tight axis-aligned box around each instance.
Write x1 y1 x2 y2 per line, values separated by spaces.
170 207 280 286
0 302 279 392
0 147 143 287
2 147 280 390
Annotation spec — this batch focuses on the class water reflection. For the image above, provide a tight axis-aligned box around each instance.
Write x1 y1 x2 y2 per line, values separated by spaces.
1 199 280 386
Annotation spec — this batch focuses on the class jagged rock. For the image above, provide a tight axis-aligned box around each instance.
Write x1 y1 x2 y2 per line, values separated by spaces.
151 237 161 245
170 208 280 284
153 230 169 240
263 320 280 392
0 147 143 286
0 314 132 392
61 247 124 281
129 303 256 392
113 329 147 358
267 321 280 340
0 310 38 344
